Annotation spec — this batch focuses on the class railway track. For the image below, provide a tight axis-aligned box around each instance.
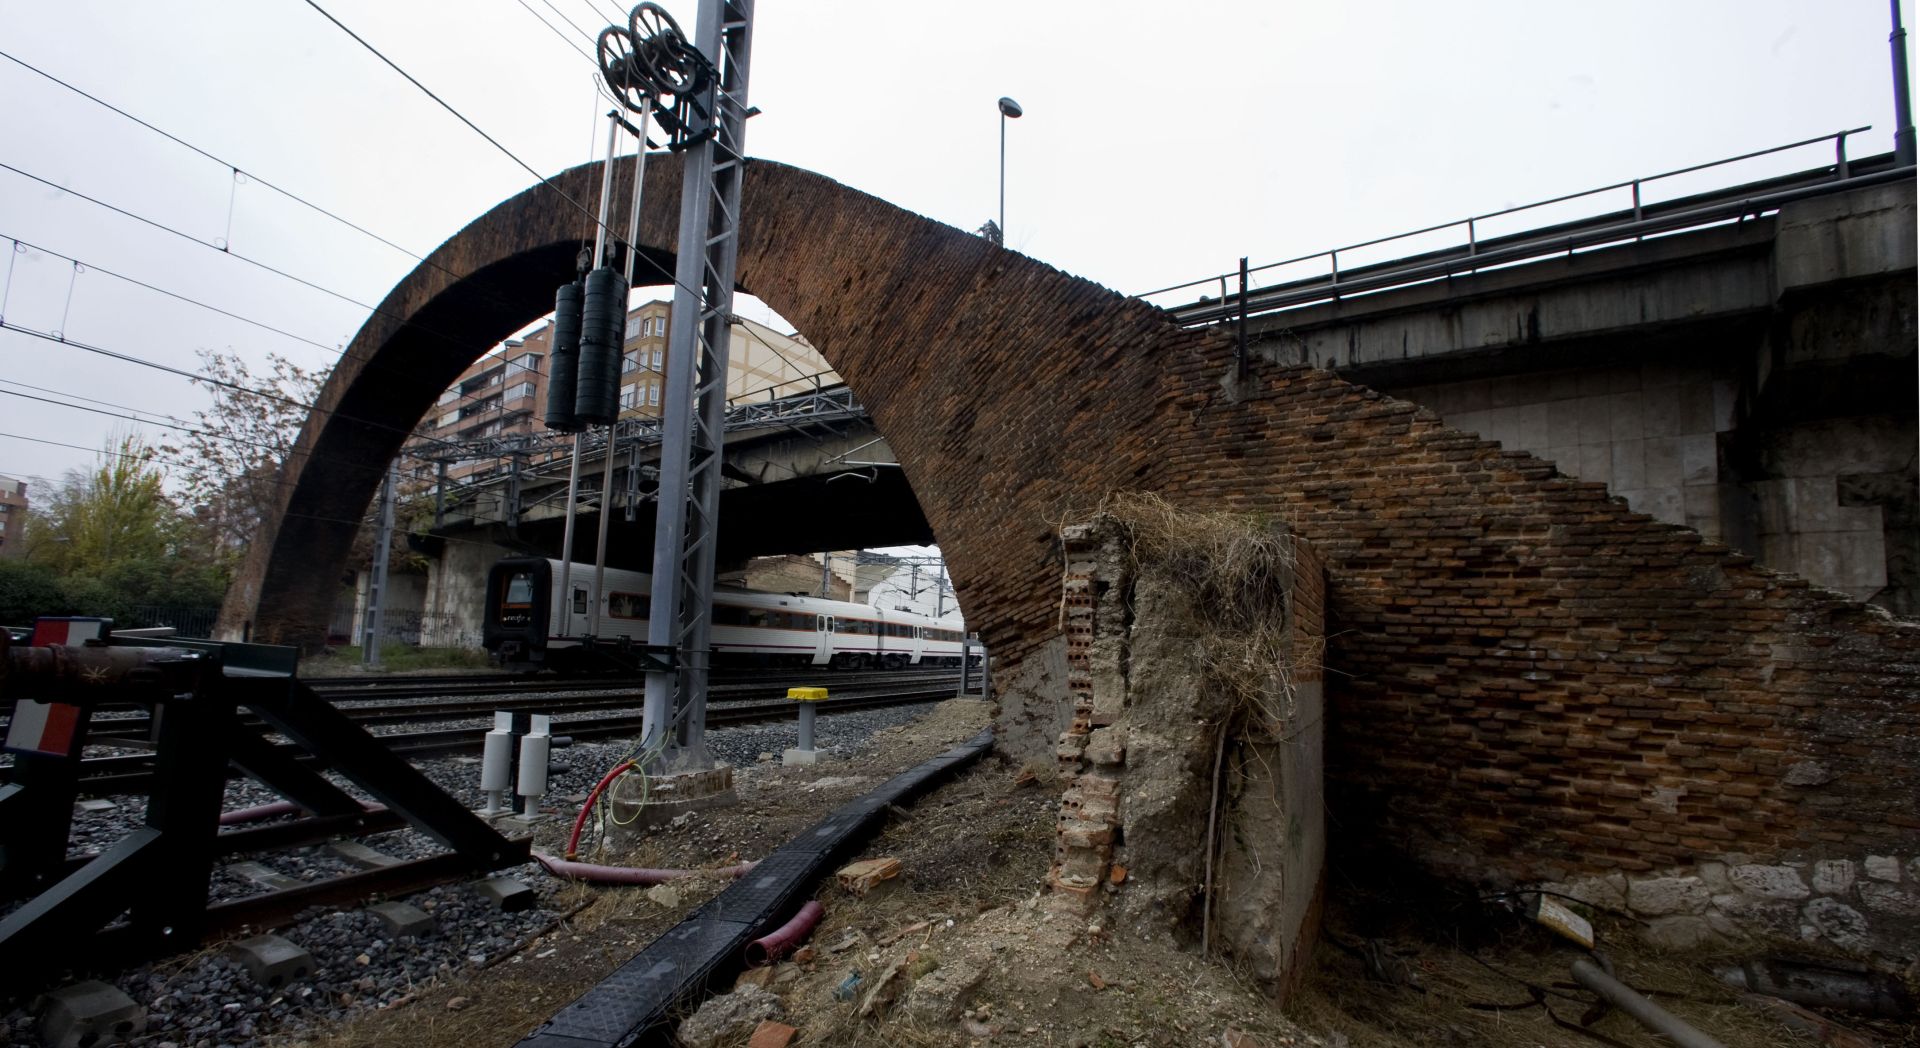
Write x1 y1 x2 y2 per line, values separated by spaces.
23 682 963 794
4 667 964 739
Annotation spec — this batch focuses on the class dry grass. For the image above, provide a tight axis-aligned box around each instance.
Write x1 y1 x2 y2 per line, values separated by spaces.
1100 491 1307 736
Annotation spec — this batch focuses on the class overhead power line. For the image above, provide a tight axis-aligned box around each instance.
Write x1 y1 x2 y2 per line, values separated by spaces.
294 1 701 299
0 318 475 459
0 232 546 425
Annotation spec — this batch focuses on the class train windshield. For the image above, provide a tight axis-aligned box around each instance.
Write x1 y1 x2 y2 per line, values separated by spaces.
503 573 534 606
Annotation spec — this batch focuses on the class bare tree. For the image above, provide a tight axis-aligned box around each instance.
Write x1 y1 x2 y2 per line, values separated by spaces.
161 349 322 567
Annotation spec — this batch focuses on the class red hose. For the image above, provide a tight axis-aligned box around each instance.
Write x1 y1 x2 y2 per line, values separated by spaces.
565 759 636 860
746 901 824 966
532 851 757 884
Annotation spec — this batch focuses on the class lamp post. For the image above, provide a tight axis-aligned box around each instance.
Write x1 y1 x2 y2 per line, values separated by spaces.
1894 0 1915 166
998 96 1023 244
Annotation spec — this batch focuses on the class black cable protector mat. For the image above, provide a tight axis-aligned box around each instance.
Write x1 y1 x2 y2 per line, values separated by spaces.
516 727 994 1048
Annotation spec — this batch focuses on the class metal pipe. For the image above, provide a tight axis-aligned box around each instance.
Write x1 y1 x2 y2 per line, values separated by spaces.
1895 0 1915 166
1570 958 1727 1048
796 702 816 751
745 900 824 965
556 432 584 638
592 112 620 267
590 426 617 637
1235 256 1249 379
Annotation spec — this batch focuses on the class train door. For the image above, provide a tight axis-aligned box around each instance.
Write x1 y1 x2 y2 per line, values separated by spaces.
811 613 831 665
909 625 925 665
563 583 590 638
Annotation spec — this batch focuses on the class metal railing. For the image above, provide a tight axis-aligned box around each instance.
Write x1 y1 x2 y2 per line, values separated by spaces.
1142 127 1900 325
428 379 871 528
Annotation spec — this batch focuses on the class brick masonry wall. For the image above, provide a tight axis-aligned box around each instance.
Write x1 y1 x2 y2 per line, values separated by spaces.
238 156 1920 955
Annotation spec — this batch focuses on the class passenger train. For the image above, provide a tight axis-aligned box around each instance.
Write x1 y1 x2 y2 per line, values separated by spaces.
482 557 968 670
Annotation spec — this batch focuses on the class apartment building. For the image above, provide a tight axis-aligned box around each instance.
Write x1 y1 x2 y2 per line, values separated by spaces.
0 474 25 558
419 300 831 483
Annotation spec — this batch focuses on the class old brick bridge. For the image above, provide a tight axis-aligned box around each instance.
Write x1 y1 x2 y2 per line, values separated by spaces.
219 151 1920 959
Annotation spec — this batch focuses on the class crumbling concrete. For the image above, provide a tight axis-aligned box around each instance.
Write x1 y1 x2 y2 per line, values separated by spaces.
1038 502 1326 999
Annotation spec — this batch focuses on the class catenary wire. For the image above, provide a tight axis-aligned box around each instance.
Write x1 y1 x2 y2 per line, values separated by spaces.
0 183 572 444
0 47 687 383
0 232 553 431
3 23 751 482
0 31 738 450
0 319 480 459
0 429 536 553
0 385 448 488
510 0 600 65
295 0 722 305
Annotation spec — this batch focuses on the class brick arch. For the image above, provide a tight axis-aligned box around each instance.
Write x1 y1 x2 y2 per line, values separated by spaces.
223 154 1919 889
219 152 1181 652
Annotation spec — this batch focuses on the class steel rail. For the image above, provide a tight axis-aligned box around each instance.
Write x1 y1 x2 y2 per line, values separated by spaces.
73 674 961 739
36 685 958 794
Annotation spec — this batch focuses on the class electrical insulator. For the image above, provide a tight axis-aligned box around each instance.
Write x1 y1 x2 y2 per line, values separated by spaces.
545 280 585 432
573 266 629 426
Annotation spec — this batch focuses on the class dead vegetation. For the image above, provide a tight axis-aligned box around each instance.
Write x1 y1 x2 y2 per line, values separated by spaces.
1101 491 1307 734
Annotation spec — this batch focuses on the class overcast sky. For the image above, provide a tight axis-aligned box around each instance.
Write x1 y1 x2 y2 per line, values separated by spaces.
0 0 1912 491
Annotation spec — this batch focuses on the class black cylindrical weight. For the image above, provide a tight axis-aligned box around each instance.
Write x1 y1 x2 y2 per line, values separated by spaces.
574 266 629 426
545 280 584 432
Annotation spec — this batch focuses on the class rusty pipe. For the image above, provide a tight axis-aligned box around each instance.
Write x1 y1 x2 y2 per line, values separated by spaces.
3 643 204 698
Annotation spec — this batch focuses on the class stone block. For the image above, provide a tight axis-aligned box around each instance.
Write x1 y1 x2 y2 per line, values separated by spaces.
781 748 820 766
1678 433 1717 485
1782 760 1834 786
1611 440 1646 491
902 957 987 1025
1695 861 1729 893
1642 437 1683 490
1802 897 1872 951
1083 726 1126 766
1859 882 1920 916
1863 855 1900 882
1729 864 1809 900
1642 915 1716 951
38 980 144 1048
367 900 435 938
231 934 314 989
678 986 785 1048
1811 860 1855 896
477 876 537 912
1627 876 1707 916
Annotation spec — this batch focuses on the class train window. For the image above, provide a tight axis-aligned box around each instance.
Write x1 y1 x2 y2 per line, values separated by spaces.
572 588 587 614
503 573 533 606
817 615 827 631
608 591 650 619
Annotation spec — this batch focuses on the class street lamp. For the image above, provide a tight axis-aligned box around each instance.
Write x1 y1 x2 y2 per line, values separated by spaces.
998 96 1023 244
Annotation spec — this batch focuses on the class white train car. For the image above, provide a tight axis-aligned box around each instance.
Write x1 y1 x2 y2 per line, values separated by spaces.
483 557 966 669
